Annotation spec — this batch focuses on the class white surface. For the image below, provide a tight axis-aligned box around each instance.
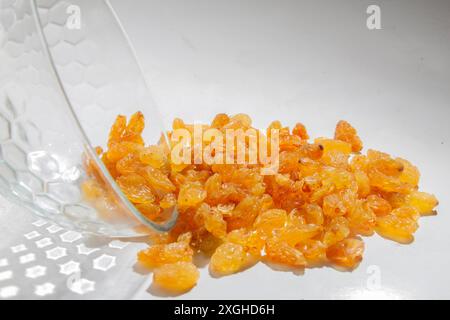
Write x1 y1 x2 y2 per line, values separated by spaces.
2 0 450 299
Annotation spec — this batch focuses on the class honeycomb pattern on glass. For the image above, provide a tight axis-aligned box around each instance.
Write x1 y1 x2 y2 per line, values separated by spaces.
0 0 175 236
0 0 140 236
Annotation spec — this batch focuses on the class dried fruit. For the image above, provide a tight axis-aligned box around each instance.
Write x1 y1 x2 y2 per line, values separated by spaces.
140 166 176 193
82 112 438 294
253 209 287 236
366 194 392 216
326 238 364 269
178 182 207 208
116 174 155 204
153 262 199 293
323 193 347 218
276 224 321 247
210 242 249 275
198 204 227 239
160 193 177 209
226 229 265 257
292 122 309 140
139 145 167 169
375 206 420 243
346 200 376 236
138 235 194 268
405 191 438 215
335 120 363 152
136 202 161 220
296 240 327 265
323 216 350 246
265 237 307 268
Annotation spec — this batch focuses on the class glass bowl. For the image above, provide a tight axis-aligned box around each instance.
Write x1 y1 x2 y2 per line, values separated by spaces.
0 0 177 237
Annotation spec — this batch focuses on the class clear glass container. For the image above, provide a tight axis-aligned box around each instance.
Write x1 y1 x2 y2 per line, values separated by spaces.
0 0 177 237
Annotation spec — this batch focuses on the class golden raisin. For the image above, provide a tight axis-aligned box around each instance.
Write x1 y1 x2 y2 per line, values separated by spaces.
405 191 438 216
153 262 199 293
210 242 249 276
335 120 363 152
253 209 287 236
116 174 155 204
375 207 420 244
138 238 193 268
326 238 364 269
264 237 307 268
